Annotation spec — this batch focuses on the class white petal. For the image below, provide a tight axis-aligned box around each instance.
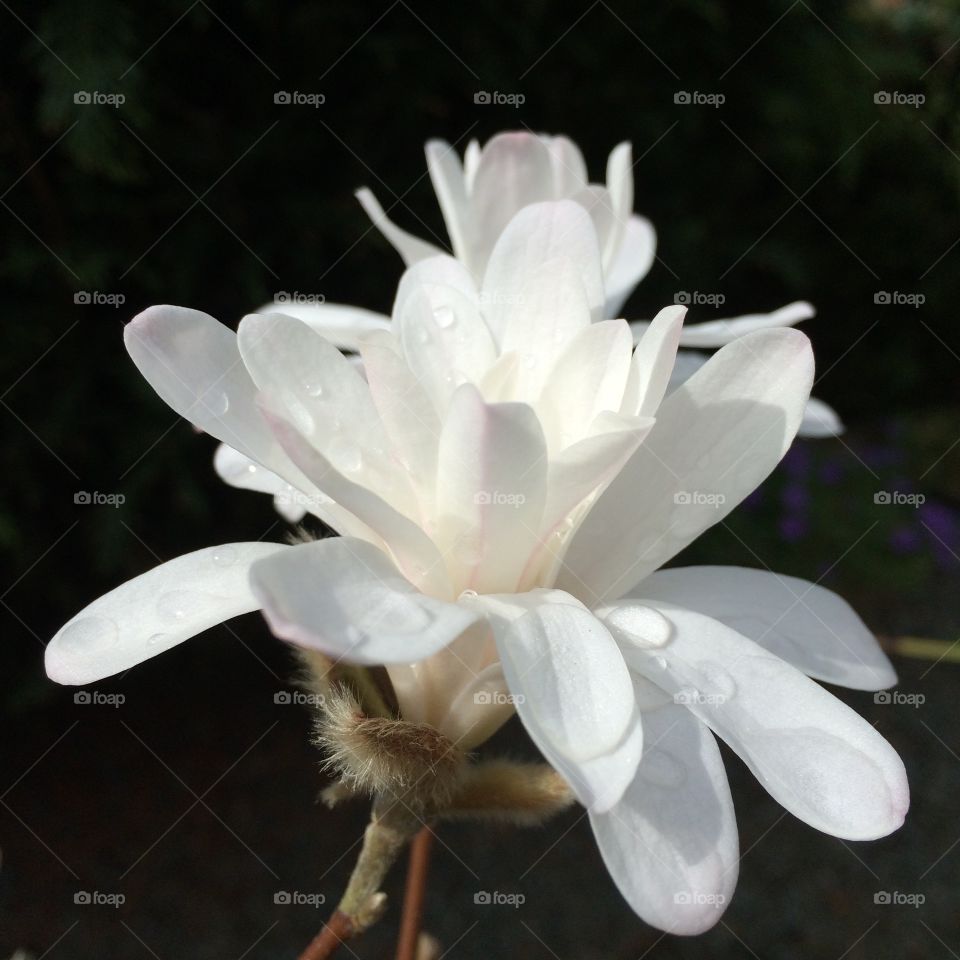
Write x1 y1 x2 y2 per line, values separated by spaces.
434 384 547 594
631 566 896 691
590 704 738 935
676 301 815 349
394 254 480 319
494 600 638 806
355 187 445 266
558 328 814 603
46 543 286 684
250 539 478 665
621 305 685 418
623 601 910 840
798 396 844 438
603 141 633 270
543 134 588 197
467 132 555 275
261 407 451 599
255 300 391 352
604 215 656 318
538 319 635 448
481 201 606 344
425 139 470 263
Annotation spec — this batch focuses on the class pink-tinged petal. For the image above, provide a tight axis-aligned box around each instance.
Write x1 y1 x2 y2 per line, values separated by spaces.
481 201 606 343
543 134 589 197
467 132 555 275
355 187 445 265
46 543 287 684
250 539 479 666
256 300 390 352
622 601 910 840
631 566 896 691
435 384 547 594
604 215 657 318
590 704 738 935
558 328 814 603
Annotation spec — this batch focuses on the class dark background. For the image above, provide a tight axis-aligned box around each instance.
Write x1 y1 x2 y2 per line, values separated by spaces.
1 0 959 956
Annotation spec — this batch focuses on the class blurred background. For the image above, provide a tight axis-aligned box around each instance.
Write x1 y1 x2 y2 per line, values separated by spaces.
1 0 959 956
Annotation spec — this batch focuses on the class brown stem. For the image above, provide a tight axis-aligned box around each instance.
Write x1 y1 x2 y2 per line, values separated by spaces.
394 826 435 960
297 910 354 960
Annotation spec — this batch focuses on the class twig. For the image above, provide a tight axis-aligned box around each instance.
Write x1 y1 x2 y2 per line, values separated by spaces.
297 910 354 960
395 826 435 960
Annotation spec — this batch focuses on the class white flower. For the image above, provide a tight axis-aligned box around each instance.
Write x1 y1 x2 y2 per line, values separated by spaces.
46 200 906 935
272 130 840 438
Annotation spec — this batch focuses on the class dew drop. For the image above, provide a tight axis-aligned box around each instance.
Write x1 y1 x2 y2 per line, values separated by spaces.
458 589 479 601
303 379 324 398
157 590 205 623
433 306 455 329
201 390 230 416
604 604 671 649
700 660 737 700
59 616 118 652
328 436 363 472
653 655 668 670
148 632 170 647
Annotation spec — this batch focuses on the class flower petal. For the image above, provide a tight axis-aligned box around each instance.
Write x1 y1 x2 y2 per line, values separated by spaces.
355 187 445 265
558 328 814 603
604 215 656 318
250 539 479 665
435 384 547 594
798 396 844 438
46 543 286 684
544 134 588 196
256 300 391 352
213 443 309 522
603 141 633 270
425 139 470 263
481 200 606 344
492 599 638 806
621 305 685 418
631 566 897 691
676 301 815 349
590 703 738 935
621 601 909 840
467 132 555 275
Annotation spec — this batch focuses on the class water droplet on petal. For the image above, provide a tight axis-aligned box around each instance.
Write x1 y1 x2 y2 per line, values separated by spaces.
604 604 671 648
157 590 206 624
699 660 737 701
458 589 479 602
59 617 118 652
328 436 363 473
433 306 455 329
303 379 324 398
200 390 230 416
148 632 170 647
653 655 668 670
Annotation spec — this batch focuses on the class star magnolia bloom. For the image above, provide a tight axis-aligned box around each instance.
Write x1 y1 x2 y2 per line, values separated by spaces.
264 130 840 441
46 201 906 936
